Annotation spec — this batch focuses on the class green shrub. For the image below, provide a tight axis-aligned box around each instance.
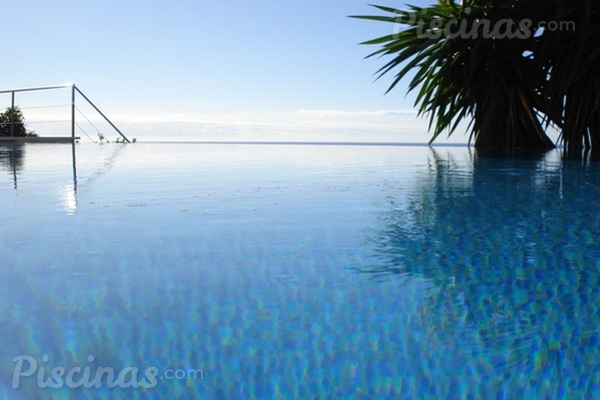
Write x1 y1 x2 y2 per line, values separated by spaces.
0 106 37 137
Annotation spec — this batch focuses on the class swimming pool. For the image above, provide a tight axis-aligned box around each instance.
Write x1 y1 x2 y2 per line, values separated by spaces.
1 142 599 399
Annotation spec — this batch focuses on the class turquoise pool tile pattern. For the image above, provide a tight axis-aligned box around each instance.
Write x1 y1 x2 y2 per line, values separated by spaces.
0 143 599 399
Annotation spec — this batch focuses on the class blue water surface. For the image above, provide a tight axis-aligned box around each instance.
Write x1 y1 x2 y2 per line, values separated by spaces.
0 142 599 399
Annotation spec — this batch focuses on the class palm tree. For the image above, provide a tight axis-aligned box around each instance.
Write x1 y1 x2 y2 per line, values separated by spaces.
531 0 600 159
352 0 599 156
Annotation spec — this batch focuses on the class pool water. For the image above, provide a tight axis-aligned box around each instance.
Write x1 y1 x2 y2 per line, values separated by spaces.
1 142 599 399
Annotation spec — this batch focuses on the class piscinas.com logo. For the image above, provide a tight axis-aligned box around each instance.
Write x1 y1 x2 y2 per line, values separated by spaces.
12 355 204 389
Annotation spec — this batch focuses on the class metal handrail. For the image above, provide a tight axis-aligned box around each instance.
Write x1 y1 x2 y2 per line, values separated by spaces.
0 84 73 95
73 85 129 143
0 83 129 142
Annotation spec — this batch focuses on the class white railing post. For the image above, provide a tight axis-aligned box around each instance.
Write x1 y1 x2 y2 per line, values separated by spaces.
10 91 15 137
71 85 76 139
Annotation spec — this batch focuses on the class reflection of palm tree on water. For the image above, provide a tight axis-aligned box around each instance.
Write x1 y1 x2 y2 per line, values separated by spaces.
353 148 600 396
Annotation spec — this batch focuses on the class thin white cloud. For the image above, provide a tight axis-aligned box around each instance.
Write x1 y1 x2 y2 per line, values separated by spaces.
295 109 418 117
21 108 473 143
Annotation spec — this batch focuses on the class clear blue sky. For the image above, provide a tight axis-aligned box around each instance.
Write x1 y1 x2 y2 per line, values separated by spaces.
2 0 469 142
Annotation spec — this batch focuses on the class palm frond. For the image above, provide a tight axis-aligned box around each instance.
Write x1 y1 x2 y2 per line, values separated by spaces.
352 0 600 155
